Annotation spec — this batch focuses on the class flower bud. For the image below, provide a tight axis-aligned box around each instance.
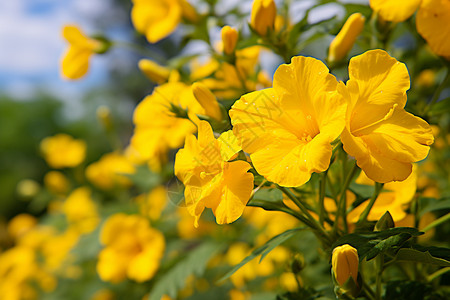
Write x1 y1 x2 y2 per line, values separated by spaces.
138 59 170 84
251 0 276 36
192 82 223 121
332 244 359 291
44 171 70 195
221 26 238 55
374 211 395 231
328 13 365 63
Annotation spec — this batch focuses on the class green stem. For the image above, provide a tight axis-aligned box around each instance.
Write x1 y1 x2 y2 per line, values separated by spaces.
427 267 450 282
112 41 166 62
376 255 384 300
422 212 450 232
424 66 450 116
357 182 383 225
333 163 358 234
279 186 331 246
318 170 328 226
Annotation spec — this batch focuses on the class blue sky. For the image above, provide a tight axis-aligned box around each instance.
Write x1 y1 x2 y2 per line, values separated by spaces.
0 0 368 103
0 0 116 100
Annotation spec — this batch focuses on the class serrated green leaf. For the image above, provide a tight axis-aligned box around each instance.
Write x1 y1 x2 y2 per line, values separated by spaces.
149 241 224 300
392 248 450 267
219 227 305 282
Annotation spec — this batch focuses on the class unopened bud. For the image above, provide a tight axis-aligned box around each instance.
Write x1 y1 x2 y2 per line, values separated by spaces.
374 211 395 231
221 26 238 55
192 82 222 121
138 59 170 84
328 13 365 63
251 0 276 36
96 105 113 130
332 244 360 297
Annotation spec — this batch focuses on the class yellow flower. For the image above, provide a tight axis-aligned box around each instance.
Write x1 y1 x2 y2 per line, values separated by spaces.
86 152 136 190
131 0 182 43
416 0 450 57
230 56 347 187
174 121 254 227
131 82 205 165
341 50 434 183
63 187 100 234
370 0 450 57
192 82 223 121
44 171 70 195
41 228 80 272
7 214 37 240
138 59 171 84
136 185 168 221
61 25 104 80
370 0 421 22
97 213 165 283
332 244 359 287
347 167 417 223
328 13 365 63
221 26 238 55
40 133 86 168
251 0 276 36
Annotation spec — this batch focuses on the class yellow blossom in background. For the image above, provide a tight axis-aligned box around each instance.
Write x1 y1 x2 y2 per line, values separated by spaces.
416 0 450 58
221 26 238 55
40 133 86 168
131 82 206 167
332 244 359 288
62 187 99 234
44 171 70 195
90 289 115 300
97 213 165 283
230 56 347 187
415 69 436 88
251 0 276 36
61 25 104 80
136 185 168 221
86 152 136 190
138 59 171 84
131 0 195 43
192 82 223 121
347 167 417 223
341 49 434 183
370 0 421 22
175 121 254 227
7 214 37 241
41 228 80 272
328 13 365 63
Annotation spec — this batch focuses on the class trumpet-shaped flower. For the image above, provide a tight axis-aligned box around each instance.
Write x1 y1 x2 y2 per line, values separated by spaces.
416 0 450 57
370 0 450 57
347 167 417 223
86 152 136 190
370 0 421 22
341 50 434 183
40 134 86 168
230 56 347 187
61 25 104 80
97 213 165 283
131 0 196 43
131 82 205 167
174 121 254 227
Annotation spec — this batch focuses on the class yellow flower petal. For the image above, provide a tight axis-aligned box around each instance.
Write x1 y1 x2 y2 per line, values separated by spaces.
370 0 421 22
230 56 346 187
416 0 450 57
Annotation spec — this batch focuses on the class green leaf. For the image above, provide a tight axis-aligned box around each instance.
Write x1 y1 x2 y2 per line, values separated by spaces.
429 96 450 116
392 248 450 267
333 227 423 261
126 165 160 192
419 198 450 216
218 227 305 282
148 241 224 300
252 188 284 203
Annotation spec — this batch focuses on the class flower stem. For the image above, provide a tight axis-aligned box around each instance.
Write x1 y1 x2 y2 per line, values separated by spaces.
357 182 383 225
333 162 358 234
422 212 450 233
427 267 450 282
318 170 328 226
424 65 450 116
